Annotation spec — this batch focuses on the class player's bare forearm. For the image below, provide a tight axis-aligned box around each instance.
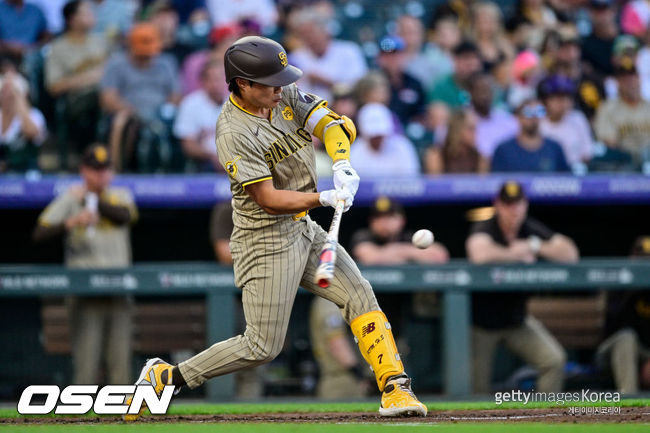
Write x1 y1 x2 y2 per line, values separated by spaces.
539 234 579 263
409 243 450 264
245 179 320 215
466 233 528 263
354 243 413 265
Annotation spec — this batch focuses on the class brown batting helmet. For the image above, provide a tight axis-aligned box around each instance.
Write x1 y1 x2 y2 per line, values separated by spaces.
224 36 302 87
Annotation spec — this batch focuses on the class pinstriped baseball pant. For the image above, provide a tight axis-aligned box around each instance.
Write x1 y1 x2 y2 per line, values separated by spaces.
178 217 379 388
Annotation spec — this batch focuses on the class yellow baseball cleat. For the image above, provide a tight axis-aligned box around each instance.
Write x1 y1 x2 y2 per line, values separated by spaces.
379 375 428 417
123 357 175 422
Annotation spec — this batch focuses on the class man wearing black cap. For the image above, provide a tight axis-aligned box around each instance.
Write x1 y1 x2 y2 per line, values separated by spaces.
594 57 650 166
596 236 650 394
127 36 428 419
351 196 448 265
428 40 482 109
33 144 138 385
466 181 578 393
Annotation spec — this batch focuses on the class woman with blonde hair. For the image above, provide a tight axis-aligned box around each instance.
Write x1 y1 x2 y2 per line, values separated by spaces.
469 1 514 72
425 109 488 174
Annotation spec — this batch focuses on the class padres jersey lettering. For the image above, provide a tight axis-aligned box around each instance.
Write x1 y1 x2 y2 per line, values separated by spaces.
216 83 324 233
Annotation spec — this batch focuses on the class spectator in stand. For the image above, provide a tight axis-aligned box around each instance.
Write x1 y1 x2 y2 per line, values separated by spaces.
354 71 391 106
429 17 462 81
425 109 489 174
169 0 208 25
351 197 448 265
90 0 137 45
538 74 593 167
581 0 618 77
422 102 451 148
0 0 50 63
550 27 605 120
428 40 482 109
607 35 641 100
100 23 180 171
506 0 558 51
206 0 277 33
46 0 109 157
147 1 182 61
492 98 570 172
289 9 367 103
353 71 404 134
181 23 242 95
376 35 426 128
33 144 138 385
0 71 46 172
430 0 475 34
469 2 514 73
597 235 650 394
350 103 420 177
466 181 577 393
173 60 225 172
594 58 650 166
397 15 456 93
507 49 543 110
468 72 519 160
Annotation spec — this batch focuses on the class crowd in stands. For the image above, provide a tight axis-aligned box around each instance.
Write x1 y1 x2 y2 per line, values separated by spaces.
2 0 650 175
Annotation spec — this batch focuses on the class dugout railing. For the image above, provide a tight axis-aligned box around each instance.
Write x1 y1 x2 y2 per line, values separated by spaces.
1 259 649 399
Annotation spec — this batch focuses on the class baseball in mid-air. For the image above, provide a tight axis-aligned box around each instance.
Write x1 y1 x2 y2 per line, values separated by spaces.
412 229 434 249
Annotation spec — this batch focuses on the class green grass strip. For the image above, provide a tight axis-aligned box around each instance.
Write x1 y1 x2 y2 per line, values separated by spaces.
0 398 647 419
1 423 648 433
165 398 649 415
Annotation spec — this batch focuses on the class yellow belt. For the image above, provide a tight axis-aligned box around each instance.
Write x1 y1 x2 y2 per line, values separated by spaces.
293 210 308 221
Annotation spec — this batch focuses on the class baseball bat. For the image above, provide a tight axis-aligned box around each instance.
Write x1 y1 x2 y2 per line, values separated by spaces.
314 199 345 288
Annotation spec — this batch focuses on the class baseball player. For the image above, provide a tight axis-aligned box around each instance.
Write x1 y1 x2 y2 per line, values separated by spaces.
126 36 426 418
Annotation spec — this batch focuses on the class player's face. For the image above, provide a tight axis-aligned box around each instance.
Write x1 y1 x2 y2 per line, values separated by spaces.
244 82 283 109
81 166 114 193
495 199 528 230
370 213 405 239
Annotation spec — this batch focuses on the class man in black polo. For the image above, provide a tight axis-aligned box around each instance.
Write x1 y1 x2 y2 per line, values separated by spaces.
466 181 579 393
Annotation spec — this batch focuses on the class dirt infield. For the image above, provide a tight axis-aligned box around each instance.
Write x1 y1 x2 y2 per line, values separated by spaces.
3 406 648 424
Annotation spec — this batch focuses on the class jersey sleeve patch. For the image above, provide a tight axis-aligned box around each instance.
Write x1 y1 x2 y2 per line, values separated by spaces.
225 156 242 179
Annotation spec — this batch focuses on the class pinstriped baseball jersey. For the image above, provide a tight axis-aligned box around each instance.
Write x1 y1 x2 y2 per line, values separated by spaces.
177 84 380 390
216 83 324 236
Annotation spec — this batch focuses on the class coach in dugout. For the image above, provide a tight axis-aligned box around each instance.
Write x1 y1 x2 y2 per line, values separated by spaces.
466 181 578 393
33 144 137 385
596 236 650 394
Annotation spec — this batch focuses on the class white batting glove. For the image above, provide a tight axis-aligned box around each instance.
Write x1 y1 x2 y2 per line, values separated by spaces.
319 188 354 212
332 160 360 197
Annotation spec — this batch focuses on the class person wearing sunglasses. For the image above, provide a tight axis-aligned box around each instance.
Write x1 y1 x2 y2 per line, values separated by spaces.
491 98 570 173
